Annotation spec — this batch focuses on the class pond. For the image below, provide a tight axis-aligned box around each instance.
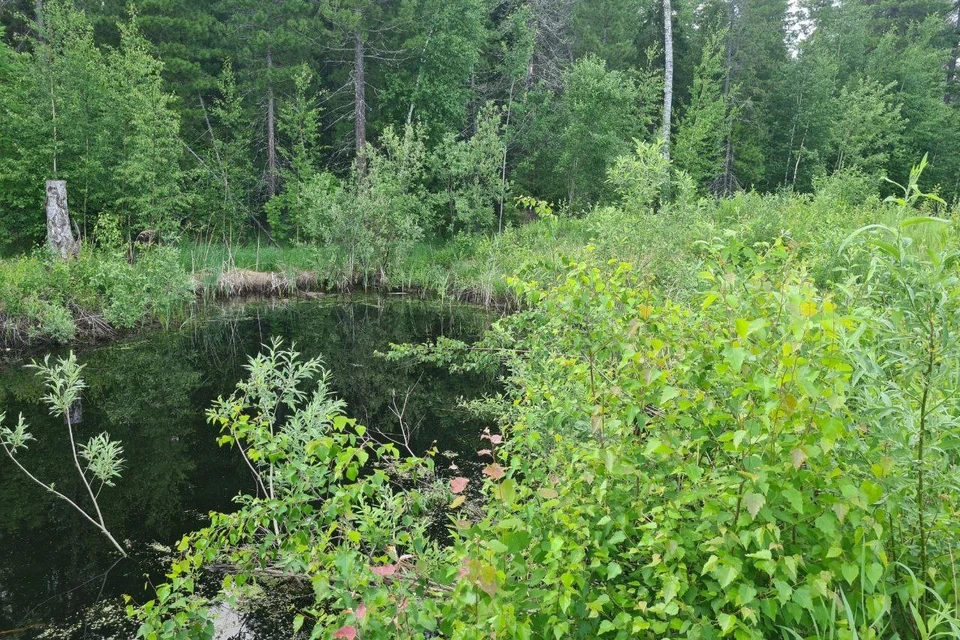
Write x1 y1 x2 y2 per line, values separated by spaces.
0 295 498 638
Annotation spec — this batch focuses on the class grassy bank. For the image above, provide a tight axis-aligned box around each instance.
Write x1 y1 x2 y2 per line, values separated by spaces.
0 246 193 347
1 189 951 348
186 187 921 303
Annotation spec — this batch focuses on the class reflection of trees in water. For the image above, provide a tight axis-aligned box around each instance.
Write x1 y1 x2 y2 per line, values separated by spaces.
0 296 496 636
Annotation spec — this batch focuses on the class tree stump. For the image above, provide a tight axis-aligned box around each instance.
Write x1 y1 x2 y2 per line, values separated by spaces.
45 179 78 259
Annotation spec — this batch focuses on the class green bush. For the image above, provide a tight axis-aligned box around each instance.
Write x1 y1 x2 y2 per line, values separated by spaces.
134 230 960 638
0 246 193 344
303 125 428 286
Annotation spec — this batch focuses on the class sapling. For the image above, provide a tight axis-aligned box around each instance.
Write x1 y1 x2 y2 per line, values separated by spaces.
0 353 127 556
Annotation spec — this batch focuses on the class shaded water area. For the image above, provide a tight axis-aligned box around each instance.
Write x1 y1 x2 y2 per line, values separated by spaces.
0 295 497 638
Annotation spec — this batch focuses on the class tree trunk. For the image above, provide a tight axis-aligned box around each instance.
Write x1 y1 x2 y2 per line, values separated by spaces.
266 49 277 199
354 29 367 174
947 1 960 104
720 0 737 195
46 180 78 259
661 0 674 161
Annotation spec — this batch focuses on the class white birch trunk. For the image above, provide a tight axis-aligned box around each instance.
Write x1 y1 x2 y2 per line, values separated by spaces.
661 0 674 161
45 180 78 259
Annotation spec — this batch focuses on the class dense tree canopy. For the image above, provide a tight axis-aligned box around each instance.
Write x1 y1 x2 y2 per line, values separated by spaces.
1 0 959 251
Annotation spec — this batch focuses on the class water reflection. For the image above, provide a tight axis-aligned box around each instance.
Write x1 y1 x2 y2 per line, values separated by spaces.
0 295 496 637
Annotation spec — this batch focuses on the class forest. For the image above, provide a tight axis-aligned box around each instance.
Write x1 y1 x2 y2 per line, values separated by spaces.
3 0 960 638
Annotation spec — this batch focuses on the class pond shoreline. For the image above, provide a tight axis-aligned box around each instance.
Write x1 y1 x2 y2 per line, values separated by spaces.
0 267 516 354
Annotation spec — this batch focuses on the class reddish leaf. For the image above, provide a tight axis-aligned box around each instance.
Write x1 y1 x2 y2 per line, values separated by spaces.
370 564 397 577
333 626 357 639
477 562 499 596
450 477 469 494
355 604 367 621
488 434 503 445
457 560 470 579
476 449 493 457
482 463 505 480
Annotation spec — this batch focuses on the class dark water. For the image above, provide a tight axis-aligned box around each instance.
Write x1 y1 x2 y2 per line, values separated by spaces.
0 295 496 638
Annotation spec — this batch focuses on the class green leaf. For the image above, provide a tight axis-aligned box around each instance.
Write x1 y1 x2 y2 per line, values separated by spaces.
702 554 719 575
900 216 949 229
792 585 814 611
717 612 736 635
723 347 748 372
743 492 765 519
659 386 680 404
716 564 739 589
841 563 859 585
606 562 622 580
861 480 883 504
864 562 884 588
496 478 517 505
781 486 803 514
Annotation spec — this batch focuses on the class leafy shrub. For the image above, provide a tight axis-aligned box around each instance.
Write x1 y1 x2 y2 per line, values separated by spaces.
607 138 671 212
431 104 508 234
0 246 192 344
128 340 444 638
304 125 428 285
812 168 879 208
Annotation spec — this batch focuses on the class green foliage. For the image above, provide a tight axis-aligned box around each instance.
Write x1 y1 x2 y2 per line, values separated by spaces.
191 59 255 238
515 55 658 208
0 1 185 247
384 0 488 138
110 18 185 234
0 39 47 250
266 63 323 242
0 245 192 345
129 339 442 638
674 27 732 191
304 125 428 285
607 138 672 211
135 220 960 637
431 104 508 234
1 353 127 555
832 78 904 176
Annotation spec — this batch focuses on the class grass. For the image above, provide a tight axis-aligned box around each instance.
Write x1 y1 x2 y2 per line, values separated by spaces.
2 187 955 348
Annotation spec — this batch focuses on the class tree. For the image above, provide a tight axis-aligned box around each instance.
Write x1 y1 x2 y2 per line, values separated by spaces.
515 55 657 208
304 125 428 283
0 38 46 250
383 0 488 139
266 63 322 241
521 0 576 90
195 60 255 238
948 0 959 103
661 0 673 162
109 18 184 235
674 27 733 191
431 103 508 234
30 0 112 236
831 77 904 176
216 0 314 198
317 0 401 173
570 0 644 70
